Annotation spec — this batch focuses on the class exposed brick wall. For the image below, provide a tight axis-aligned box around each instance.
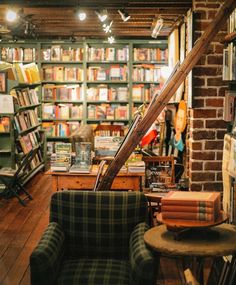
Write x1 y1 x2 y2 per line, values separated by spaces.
189 0 228 191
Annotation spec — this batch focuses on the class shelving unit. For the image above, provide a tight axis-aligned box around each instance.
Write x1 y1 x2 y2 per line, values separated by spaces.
0 39 168 145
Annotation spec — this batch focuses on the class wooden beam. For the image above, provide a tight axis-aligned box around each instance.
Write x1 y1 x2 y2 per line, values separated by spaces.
97 0 236 191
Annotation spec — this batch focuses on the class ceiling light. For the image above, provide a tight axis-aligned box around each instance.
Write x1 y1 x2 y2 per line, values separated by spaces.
95 10 108 22
6 9 18 22
77 8 86 21
103 20 113 33
108 35 115 44
118 9 130 22
151 18 164 38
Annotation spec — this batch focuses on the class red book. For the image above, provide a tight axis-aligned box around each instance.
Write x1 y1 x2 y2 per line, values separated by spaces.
162 211 216 222
161 205 215 214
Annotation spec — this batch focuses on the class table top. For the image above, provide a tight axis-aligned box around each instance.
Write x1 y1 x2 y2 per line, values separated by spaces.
144 223 236 257
46 165 144 177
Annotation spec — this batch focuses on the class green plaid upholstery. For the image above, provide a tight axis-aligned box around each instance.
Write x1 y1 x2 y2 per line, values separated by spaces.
50 190 148 259
31 190 157 285
57 258 130 285
30 222 65 285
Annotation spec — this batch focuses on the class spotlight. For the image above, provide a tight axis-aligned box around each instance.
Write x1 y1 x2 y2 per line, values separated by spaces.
95 9 108 22
151 18 164 38
108 35 115 44
77 8 86 21
103 20 113 33
6 9 18 22
118 9 130 22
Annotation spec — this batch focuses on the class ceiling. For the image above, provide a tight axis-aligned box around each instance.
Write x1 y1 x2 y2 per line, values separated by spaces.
0 1 193 41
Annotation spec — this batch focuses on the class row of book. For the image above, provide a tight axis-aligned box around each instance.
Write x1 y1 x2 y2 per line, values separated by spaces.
161 191 221 222
42 103 83 120
87 104 129 120
42 66 84 82
13 62 41 84
87 46 129 62
1 47 37 62
42 121 80 137
13 87 39 107
133 47 168 62
87 85 128 101
87 65 127 81
14 110 39 133
132 84 162 101
42 84 82 101
41 45 84 62
0 116 10 132
132 64 162 82
223 42 236 81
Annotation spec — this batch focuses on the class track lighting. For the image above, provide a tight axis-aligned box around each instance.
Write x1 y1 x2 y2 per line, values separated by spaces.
103 20 113 33
77 8 86 21
151 18 164 38
95 9 108 22
118 9 130 22
108 35 115 44
6 9 18 22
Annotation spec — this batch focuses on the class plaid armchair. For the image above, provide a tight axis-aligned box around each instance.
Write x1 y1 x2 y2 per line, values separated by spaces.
30 191 158 285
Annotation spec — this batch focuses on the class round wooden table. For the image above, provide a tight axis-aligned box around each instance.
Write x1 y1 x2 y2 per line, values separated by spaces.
144 223 236 284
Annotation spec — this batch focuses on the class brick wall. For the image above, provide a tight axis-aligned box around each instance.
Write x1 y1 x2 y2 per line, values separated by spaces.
189 0 228 191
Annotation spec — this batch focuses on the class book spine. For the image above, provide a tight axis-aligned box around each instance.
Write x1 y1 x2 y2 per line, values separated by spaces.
162 211 216 221
161 199 219 208
161 205 216 213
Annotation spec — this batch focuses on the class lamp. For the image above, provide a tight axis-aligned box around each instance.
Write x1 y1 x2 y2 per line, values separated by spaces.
118 9 130 22
151 18 164 38
77 7 86 21
95 9 108 22
6 9 18 22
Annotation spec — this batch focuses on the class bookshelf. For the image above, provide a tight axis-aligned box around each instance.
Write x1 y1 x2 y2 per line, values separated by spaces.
0 39 168 145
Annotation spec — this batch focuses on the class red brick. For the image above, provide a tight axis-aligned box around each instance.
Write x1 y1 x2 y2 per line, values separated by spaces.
189 141 203 150
215 44 225 54
192 109 216 118
207 10 217 19
190 119 204 128
196 55 207 65
194 66 219 76
191 151 215 160
195 21 211 31
217 151 223 160
205 140 224 150
218 87 228 97
205 98 224 108
217 130 227 139
190 161 203 171
193 77 205 86
207 77 224 86
194 88 217 97
194 99 205 108
204 161 222 171
217 172 223 181
191 172 215 181
206 119 227 128
207 55 223 65
194 11 207 20
203 183 223 191
190 183 203 191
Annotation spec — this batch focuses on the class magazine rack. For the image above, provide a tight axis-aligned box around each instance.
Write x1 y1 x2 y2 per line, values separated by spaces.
0 148 38 206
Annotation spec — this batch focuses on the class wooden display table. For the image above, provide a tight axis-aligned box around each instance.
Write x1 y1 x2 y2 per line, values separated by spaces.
144 223 236 284
46 166 144 192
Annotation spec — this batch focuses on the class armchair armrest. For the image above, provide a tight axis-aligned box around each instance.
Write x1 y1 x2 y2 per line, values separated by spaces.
30 222 65 285
129 222 159 285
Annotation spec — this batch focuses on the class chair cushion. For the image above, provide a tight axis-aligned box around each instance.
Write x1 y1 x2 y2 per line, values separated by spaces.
50 191 148 259
57 258 130 285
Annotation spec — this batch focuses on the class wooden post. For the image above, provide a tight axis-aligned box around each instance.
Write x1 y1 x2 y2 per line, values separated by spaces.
97 0 236 191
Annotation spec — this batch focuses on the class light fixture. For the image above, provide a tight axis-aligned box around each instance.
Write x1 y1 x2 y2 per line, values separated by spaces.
118 9 130 22
151 18 164 38
108 35 115 44
6 9 18 22
103 20 113 33
95 9 108 22
77 8 86 21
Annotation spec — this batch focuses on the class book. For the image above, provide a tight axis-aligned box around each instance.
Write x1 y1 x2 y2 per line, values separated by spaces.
161 205 216 213
69 142 92 173
94 136 123 158
162 211 216 221
51 142 72 172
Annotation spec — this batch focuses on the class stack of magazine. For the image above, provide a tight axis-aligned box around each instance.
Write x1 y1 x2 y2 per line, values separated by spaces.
69 142 92 173
51 142 72 172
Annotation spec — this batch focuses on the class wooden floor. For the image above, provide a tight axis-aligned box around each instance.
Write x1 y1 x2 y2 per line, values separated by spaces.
0 172 186 285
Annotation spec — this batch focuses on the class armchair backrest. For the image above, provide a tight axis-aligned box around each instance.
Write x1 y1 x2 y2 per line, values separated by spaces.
50 191 148 259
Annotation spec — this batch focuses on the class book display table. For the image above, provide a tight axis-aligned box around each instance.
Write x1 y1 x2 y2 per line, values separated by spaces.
144 223 236 284
46 166 144 192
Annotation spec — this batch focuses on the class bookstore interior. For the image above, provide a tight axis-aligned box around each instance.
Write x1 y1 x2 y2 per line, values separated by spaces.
0 0 236 284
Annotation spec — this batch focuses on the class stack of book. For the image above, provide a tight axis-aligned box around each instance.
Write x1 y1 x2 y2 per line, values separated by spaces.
161 191 221 222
